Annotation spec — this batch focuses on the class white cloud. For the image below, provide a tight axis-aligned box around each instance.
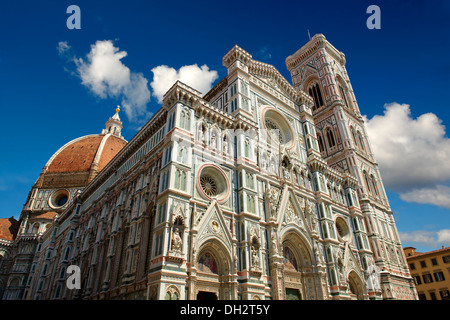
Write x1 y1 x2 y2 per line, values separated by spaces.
400 185 450 208
399 229 450 247
364 103 450 192
61 40 151 121
150 64 218 103
57 41 71 55
437 229 450 244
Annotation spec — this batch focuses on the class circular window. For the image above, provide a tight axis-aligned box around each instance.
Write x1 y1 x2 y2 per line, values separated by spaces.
263 109 294 148
49 189 70 209
200 175 218 197
265 119 284 144
197 165 230 203
335 217 350 242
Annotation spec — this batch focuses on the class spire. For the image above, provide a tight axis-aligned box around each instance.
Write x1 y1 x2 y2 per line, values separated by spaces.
102 106 123 137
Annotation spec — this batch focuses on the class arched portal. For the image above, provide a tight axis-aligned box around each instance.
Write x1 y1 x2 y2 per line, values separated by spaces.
347 271 365 300
194 239 233 300
281 230 317 300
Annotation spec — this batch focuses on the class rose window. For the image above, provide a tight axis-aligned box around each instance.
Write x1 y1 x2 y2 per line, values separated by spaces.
197 164 230 203
200 175 217 197
265 119 283 144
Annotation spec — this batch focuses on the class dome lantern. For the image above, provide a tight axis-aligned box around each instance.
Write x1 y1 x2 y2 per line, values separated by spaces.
102 105 123 137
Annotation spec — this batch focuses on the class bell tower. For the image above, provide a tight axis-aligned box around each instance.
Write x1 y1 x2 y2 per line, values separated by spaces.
286 34 416 299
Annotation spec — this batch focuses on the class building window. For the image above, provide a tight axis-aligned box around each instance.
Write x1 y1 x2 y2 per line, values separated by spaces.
247 195 255 213
414 275 422 285
317 134 325 153
200 174 218 197
230 82 237 97
325 128 336 148
174 169 186 191
422 274 433 283
180 109 190 131
420 260 427 268
154 233 164 256
339 85 350 109
357 132 366 151
431 258 438 266
363 171 372 194
163 145 172 166
157 203 166 224
429 292 437 300
442 255 450 263
418 293 426 300
244 138 251 158
440 290 450 300
434 271 445 282
370 175 380 197
63 247 71 261
409 263 416 270
231 98 237 112
308 83 324 111
245 172 254 190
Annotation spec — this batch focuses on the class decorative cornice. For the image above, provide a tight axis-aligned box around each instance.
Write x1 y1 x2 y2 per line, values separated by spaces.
286 34 346 72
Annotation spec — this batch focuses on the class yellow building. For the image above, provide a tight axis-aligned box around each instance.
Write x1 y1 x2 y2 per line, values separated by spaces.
404 246 450 300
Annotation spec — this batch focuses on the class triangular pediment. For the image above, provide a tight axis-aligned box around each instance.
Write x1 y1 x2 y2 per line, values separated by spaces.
195 200 233 250
276 187 309 232
343 242 364 279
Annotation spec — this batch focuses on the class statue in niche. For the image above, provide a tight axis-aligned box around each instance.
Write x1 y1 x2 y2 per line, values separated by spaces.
305 199 317 231
365 263 381 291
171 228 183 252
336 249 345 282
313 239 324 264
211 131 216 149
267 187 279 219
251 245 260 268
270 230 279 256
223 136 228 153
198 123 206 144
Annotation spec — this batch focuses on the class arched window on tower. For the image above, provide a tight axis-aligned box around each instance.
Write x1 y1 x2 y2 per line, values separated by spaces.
317 133 325 153
357 131 366 152
308 82 324 111
363 170 372 195
351 127 358 149
325 128 336 148
339 85 350 109
370 174 379 197
336 76 353 112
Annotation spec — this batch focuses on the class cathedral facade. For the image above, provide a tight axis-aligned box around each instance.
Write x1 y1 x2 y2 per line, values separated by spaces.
0 35 417 300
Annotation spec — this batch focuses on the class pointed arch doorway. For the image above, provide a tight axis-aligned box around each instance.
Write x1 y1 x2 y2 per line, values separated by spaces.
193 240 234 300
347 271 366 300
279 230 320 300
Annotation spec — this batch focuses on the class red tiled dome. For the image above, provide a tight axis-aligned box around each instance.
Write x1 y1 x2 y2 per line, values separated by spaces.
46 135 126 174
36 134 127 188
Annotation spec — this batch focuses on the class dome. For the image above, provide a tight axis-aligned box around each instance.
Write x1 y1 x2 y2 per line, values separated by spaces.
35 134 126 189
0 217 19 241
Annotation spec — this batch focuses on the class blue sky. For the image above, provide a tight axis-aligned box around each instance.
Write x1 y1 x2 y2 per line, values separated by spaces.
0 0 449 252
